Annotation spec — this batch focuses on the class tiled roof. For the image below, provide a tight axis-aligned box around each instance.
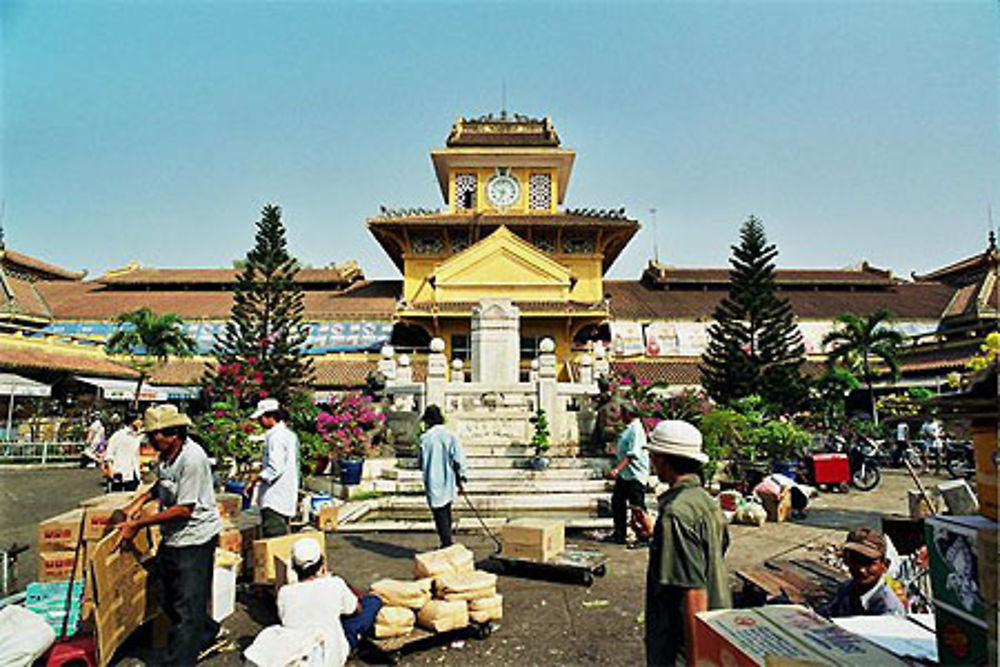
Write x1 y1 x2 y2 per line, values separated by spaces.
643 262 895 286
98 264 362 286
914 249 999 283
604 280 955 321
403 300 607 316
3 276 52 319
610 360 702 385
0 337 136 378
898 341 983 373
446 116 561 147
149 358 212 385
36 280 400 320
0 250 85 281
367 212 638 228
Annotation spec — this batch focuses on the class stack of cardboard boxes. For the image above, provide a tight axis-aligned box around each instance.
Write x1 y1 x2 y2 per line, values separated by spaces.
924 431 998 667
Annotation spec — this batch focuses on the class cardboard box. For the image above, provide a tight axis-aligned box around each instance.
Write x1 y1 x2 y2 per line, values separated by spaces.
216 493 243 521
38 508 85 551
273 554 299 592
218 526 243 554
760 489 792 523
692 605 908 666
314 504 339 532
38 550 85 583
973 420 998 521
935 602 989 666
80 494 134 541
926 514 998 622
937 479 980 516
501 518 565 562
252 530 324 584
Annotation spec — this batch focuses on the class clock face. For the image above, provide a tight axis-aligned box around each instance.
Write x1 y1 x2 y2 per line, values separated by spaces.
486 174 520 207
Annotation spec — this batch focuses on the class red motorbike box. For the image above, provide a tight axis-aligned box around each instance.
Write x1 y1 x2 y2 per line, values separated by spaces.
808 453 850 485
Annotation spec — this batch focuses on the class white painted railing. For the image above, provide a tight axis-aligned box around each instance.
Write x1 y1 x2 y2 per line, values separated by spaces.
0 441 86 464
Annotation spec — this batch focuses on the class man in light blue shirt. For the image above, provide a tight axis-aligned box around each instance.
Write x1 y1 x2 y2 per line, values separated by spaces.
419 404 467 547
606 401 650 544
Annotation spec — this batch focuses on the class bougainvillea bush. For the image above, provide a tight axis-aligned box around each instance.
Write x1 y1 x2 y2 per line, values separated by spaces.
316 392 386 460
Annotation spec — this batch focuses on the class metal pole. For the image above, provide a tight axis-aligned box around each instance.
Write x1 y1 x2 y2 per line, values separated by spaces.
5 390 14 441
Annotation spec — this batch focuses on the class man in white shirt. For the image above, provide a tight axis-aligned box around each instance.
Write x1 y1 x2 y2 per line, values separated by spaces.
244 398 300 537
246 537 382 667
104 413 143 492
84 414 106 464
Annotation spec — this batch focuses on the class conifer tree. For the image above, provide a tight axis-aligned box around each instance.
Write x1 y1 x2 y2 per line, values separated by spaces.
204 204 313 408
699 216 807 412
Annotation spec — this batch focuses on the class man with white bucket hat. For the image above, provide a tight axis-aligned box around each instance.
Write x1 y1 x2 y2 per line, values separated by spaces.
244 397 301 537
118 404 223 665
633 420 731 666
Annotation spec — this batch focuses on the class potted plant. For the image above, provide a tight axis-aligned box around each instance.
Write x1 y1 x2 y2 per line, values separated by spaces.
316 392 385 485
528 409 552 470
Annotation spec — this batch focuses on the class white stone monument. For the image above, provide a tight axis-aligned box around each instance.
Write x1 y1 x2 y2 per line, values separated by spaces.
470 299 521 385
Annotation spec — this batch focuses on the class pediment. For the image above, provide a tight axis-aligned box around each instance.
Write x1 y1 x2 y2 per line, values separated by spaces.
433 227 574 290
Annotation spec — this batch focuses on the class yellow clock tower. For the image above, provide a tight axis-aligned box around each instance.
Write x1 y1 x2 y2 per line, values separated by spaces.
367 113 639 375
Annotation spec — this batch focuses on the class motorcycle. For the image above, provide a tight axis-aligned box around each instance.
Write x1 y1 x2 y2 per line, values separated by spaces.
944 439 976 479
811 434 881 491
850 436 883 491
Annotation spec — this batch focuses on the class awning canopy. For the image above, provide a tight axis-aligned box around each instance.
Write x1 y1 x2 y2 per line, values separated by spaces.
0 373 52 397
75 376 200 402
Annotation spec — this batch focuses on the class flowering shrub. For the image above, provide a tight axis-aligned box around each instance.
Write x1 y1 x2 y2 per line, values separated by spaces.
316 392 385 460
203 357 268 409
197 400 263 471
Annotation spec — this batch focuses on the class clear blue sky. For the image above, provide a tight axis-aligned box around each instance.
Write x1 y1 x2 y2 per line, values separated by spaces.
2 2 997 281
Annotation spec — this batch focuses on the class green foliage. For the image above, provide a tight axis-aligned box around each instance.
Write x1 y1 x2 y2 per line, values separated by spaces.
699 216 807 413
810 366 861 429
700 394 811 480
529 409 551 454
197 400 262 471
105 307 197 407
205 204 313 408
822 307 905 425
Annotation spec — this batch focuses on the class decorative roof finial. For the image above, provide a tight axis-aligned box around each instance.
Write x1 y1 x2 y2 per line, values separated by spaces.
988 229 996 253
500 80 507 120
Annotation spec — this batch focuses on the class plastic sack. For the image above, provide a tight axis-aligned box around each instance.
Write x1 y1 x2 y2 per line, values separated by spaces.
0 605 56 667
244 624 326 667
416 599 469 633
370 579 432 609
733 501 767 527
413 543 474 579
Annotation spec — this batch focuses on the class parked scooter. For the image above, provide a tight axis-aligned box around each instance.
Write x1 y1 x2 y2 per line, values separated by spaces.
943 439 976 480
818 434 881 491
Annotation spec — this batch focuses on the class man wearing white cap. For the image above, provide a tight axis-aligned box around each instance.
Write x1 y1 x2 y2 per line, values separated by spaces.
265 537 381 667
244 398 300 537
633 420 731 666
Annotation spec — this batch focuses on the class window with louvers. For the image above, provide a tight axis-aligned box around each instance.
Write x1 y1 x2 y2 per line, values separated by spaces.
455 173 477 210
529 174 552 211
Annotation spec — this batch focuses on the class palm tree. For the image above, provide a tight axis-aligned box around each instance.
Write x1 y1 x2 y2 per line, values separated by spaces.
105 308 197 411
822 308 905 425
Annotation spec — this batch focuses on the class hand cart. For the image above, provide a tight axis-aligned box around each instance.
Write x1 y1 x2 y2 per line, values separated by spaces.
488 545 608 586
360 620 493 664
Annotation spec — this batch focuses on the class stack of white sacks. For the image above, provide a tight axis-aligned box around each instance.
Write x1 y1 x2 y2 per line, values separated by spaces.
370 544 503 638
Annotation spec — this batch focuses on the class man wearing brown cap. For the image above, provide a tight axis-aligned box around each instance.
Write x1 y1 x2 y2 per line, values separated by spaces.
118 405 224 665
633 420 731 666
818 526 905 618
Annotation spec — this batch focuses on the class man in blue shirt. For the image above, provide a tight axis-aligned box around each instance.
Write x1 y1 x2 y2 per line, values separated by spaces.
818 526 905 618
606 401 650 544
418 405 467 547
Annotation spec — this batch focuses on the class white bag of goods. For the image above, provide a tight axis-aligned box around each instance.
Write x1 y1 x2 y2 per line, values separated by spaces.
0 605 57 667
370 578 432 609
413 543 474 579
416 599 469 633
374 605 416 638
435 569 497 601
468 593 503 623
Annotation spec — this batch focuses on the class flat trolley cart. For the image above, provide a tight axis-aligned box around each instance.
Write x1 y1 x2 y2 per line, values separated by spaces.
488 545 608 586
361 621 494 664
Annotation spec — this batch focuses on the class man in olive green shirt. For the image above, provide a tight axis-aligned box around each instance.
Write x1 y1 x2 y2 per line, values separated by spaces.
634 420 731 666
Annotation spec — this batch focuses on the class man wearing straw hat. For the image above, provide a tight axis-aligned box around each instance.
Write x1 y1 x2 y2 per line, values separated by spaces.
118 404 223 665
633 420 730 666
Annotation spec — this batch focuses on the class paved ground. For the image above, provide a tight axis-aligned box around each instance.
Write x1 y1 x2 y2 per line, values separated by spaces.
0 465 947 665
